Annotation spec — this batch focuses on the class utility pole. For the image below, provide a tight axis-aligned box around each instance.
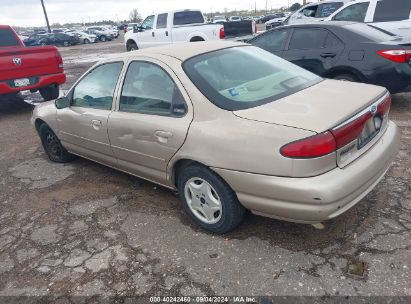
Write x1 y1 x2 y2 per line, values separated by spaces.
40 0 51 33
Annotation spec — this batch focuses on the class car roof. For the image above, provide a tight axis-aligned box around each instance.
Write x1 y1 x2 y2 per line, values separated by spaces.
110 41 247 62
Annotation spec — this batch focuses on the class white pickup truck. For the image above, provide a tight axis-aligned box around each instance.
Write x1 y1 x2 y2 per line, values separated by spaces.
124 9 256 50
326 0 411 38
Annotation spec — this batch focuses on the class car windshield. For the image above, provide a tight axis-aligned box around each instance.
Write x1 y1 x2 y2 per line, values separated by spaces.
183 46 322 110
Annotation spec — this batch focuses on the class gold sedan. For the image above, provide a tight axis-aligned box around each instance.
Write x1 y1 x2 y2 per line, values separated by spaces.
32 42 400 233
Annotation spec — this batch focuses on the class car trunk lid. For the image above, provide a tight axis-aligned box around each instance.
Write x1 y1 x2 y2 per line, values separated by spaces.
234 79 390 168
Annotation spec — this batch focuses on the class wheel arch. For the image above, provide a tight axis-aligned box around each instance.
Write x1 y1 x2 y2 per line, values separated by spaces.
323 66 366 82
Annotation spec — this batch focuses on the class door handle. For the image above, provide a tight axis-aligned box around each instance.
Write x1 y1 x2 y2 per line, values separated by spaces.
152 31 155 37
320 53 337 58
155 130 172 143
91 119 102 127
165 31 169 36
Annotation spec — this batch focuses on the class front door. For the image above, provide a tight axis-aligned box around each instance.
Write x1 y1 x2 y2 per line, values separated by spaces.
108 59 193 186
137 15 156 49
57 61 123 165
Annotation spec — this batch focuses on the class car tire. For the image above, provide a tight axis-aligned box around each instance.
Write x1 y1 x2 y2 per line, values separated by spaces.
84 39 90 44
127 42 138 51
100 35 107 42
177 164 246 234
39 124 76 163
63 41 69 47
333 74 359 82
39 85 59 101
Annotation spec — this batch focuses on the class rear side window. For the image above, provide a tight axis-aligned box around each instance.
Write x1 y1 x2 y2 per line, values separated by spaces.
157 13 168 29
317 2 344 18
250 30 288 52
120 61 186 116
289 29 328 50
174 11 204 25
374 0 411 22
0 28 20 47
333 2 369 22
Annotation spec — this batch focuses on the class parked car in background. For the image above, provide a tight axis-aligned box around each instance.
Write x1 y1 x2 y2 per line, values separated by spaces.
125 23 139 33
256 13 284 24
213 16 227 24
0 25 66 101
229 16 242 22
248 22 411 93
327 0 411 38
23 33 48 46
285 1 346 25
65 30 97 44
41 33 80 47
32 42 399 233
265 16 287 30
86 27 114 41
101 25 119 38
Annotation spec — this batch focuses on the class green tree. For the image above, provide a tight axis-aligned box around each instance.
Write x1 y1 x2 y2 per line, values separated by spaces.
290 3 302 12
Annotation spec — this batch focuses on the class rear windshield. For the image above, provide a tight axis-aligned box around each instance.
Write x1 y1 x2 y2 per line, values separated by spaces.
345 23 396 41
174 11 204 25
183 46 322 111
0 28 20 47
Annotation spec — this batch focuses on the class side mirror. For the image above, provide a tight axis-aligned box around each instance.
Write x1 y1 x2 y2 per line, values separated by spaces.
55 96 70 109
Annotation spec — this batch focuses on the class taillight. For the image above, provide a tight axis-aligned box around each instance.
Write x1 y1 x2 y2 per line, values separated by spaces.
219 27 225 39
280 131 336 158
377 94 391 118
330 112 372 149
377 49 411 63
56 51 64 70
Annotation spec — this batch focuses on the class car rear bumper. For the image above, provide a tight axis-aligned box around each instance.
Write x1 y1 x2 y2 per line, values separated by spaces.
0 72 66 95
213 121 400 224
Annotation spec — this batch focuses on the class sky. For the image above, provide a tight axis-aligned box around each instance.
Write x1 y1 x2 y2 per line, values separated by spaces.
1 0 304 27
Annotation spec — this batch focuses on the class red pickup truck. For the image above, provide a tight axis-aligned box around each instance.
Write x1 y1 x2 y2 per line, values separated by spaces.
0 25 66 101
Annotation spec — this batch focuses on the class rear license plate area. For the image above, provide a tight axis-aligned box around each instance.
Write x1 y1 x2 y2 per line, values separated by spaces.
358 115 382 149
14 78 30 87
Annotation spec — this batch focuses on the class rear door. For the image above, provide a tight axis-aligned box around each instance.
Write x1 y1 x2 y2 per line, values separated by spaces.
154 13 172 46
282 27 344 76
108 58 193 185
371 0 411 37
57 61 123 165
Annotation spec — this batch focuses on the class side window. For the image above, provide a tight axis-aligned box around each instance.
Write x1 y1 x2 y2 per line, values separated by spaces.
317 3 344 18
72 62 123 110
289 29 328 50
142 15 155 29
120 62 187 116
301 5 319 18
374 0 411 22
251 30 288 52
157 13 168 29
333 2 369 22
174 11 205 25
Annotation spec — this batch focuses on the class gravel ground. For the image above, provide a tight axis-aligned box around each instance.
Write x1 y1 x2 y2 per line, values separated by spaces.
0 36 410 299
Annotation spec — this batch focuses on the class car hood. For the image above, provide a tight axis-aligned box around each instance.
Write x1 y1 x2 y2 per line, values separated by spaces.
233 79 387 133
